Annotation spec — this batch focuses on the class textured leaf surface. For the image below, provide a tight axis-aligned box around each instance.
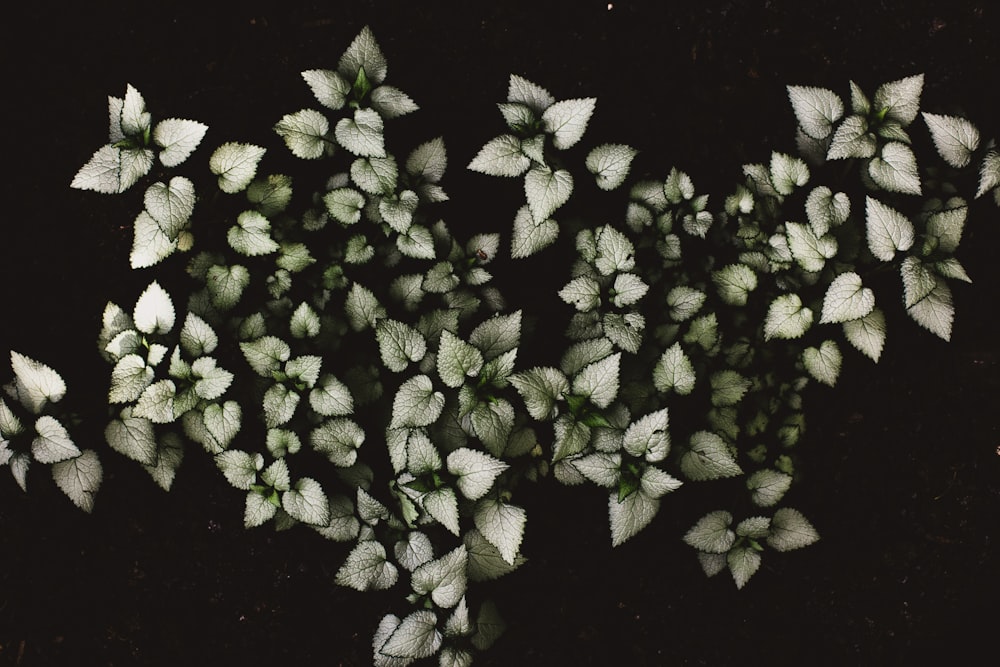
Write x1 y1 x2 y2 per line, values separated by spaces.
153 118 208 167
868 142 921 195
338 26 387 84
379 610 442 660
573 353 621 409
437 330 484 388
524 166 573 223
873 73 923 126
906 279 954 341
767 507 820 551
32 416 80 463
653 343 696 396
609 488 659 546
282 477 330 525
467 135 530 177
787 85 844 139
821 272 875 324
509 367 568 421
143 177 195 238
336 540 398 591
803 339 842 387
473 497 525 565
541 97 596 149
680 431 742 481
586 143 637 190
683 510 736 553
412 546 468 609
105 411 157 465
764 294 813 341
826 115 876 160
865 196 914 261
728 546 762 589
209 143 266 194
390 375 445 429
10 351 67 414
376 320 427 373
843 307 887 362
922 112 979 168
51 449 102 512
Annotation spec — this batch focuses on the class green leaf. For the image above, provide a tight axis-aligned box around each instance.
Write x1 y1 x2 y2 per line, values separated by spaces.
865 196 914 261
552 415 591 462
906 279 954 341
770 152 810 195
901 256 938 309
709 370 751 407
152 118 208 167
391 375 445 429
282 477 330 526
0 399 25 439
683 510 735 553
727 546 761 590
869 142 921 195
406 137 447 183
9 351 67 414
133 379 176 424
31 416 80 464
666 287 706 322
209 142 266 194
874 73 923 126
922 112 979 168
473 497 526 565
541 97 596 149
344 283 386 332
311 418 364 467
266 428 302 458
653 343 696 396
240 336 291 377
276 242 315 273
787 85 844 139
227 210 279 256
764 294 813 341
379 610 442 661
336 540 398 591
467 135 531 177
206 264 250 311
438 330 485 388
301 68 351 110
843 307 887 362
680 431 742 481
524 165 573 223
767 507 820 551
470 400 515 458
746 469 793 507
376 320 427 373
143 177 195 239
51 449 102 513
509 367 568 421
335 108 385 157
786 221 837 272
323 187 366 225
925 204 967 254
826 115 876 160
215 449 262 490
289 302 321 339
586 143 637 191
183 401 242 453
510 204 558 258
712 264 757 306
820 271 875 324
803 340 842 387
469 310 521 360
609 487 660 547
338 26 388 85
573 353 621 409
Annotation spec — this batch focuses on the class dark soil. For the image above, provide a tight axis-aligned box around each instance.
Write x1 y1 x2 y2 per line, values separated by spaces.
2 1 998 665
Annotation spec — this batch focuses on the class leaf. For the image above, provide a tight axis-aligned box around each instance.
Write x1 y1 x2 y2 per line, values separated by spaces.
153 118 208 167
0 398 24 439
130 281 175 335
9 351 67 414
336 540 399 591
683 510 735 553
786 222 837 273
338 26 388 85
31 416 81 464
51 450 103 512
344 283 386 332
436 330 484 388
510 204 558 258
573 353 621 409
379 610 442 661
215 449 261 490
666 286 706 322
390 375 445 429
803 340 842 387
712 264 757 306
301 68 351 110
843 307 887 362
375 320 427 373
309 375 354 417
335 108 385 157
469 310 521 360
143 433 184 491
921 112 980 168
541 97 596 149
869 142 921 195
653 343 696 396
609 488 660 546
227 210 279 257
623 408 670 462
611 273 648 307
209 142 266 194
446 448 509 501
586 143 637 191
240 336 291 377
244 488 278 528
509 367 568 421
826 115 876 160
370 85 419 119
283 477 331 526
310 418 364 467
805 186 850 237
977 150 1000 199
412 546 467 611
926 204 967 254
787 85 844 139
130 211 177 269
727 546 762 590
506 74 554 112
709 370 751 407
144 176 196 239
865 196 914 261
558 276 601 312
467 135 531 177
746 469 793 507
524 166 573 223
820 271 875 324
324 188 366 225
552 415 591 462
206 264 250 311
394 531 434 572
770 152 810 195
473 497 526 565
464 528 526 582
71 144 154 193
906 279 954 341
764 294 813 341
767 507 820 551
873 73 923 126
105 410 157 465
680 431 742 481
594 225 636 276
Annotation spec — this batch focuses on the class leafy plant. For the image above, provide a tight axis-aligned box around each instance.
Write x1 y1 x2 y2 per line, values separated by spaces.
2 25 996 666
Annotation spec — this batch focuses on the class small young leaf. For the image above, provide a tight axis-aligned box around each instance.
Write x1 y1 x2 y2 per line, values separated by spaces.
764 294 813 341
787 85 844 139
683 510 735 553
153 118 208 167
803 340 842 387
209 142 266 194
524 166 573 223
680 431 742 481
586 143 637 191
767 507 820 551
473 497 526 565
865 196 914 261
338 26 388 85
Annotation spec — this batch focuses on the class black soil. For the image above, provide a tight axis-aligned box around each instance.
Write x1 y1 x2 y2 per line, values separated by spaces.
2 2 998 665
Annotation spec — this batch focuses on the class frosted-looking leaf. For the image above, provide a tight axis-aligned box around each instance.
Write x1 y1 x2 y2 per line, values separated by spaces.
926 204 967 254
228 210 280 257
786 221 837 273
144 177 195 238
727 546 761 590
344 283 386 332
370 85 419 119
130 211 177 269
464 528 526 581
421 487 459 536
524 166 573 223
510 205 558 258
244 488 278 528
787 85 844 139
206 264 250 311
623 408 670 462
901 256 938 309
335 108 385 157
467 135 531 177
770 152 810 195
767 507 820 551
611 273 648 307
709 370 751 407
394 531 434 572
336 540 399 591
31 416 80 463
820 271 875 324
311 418 364 467
680 431 742 481
683 510 735 553
594 224 636 276
586 143 637 191
118 84 149 137
132 281 175 335
375 320 426 373
108 354 152 404
447 448 509 501
143 432 184 491
323 187 366 226
653 342 696 396
868 142 921 195
153 118 208 167
746 469 793 507
666 286 706 322
105 409 157 465
215 450 261 490
977 150 1000 199
764 294 813 341
209 143 266 194
609 487 660 546
873 73 923 126
712 264 757 306
282 477 330 526
573 353 621 409
541 97 596 149
805 186 850 237
437 330 484 388
843 307 887 361
274 108 331 159
51 449 102 512
507 74 554 112
263 383 299 429
558 276 601 312
9 351 67 414
338 26 388 85
826 115 876 160
390 375 445 429
309 375 353 417
509 367 568 421
240 336 290 377
301 69 351 110
0 398 24 438
907 280 954 341
71 144 154 194
380 190 420 233
379 610 442 661
803 339 842 387
865 196 914 261
473 497 526 565
412 545 468 609
406 137 447 183
922 112 980 168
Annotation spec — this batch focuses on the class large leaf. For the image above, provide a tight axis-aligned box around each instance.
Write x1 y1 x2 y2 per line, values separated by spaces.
274 108 331 159
338 25 388 85
379 610 442 661
282 477 331 526
336 540 398 591
467 135 531 177
9 351 67 414
868 142 921 195
153 118 208 167
411 546 468 609
609 488 660 546
524 165 573 223
922 112 980 168
32 416 81 463
105 409 157 465
653 343 696 396
51 449 103 512
683 510 736 553
679 431 742 481
586 143 637 191
130 211 177 269
209 142 266 194
541 97 596 149
71 144 154 193
820 271 875 324
509 367 568 421
473 497 526 565
390 375 445 429
843 307 887 362
376 320 427 373
906 279 954 341
510 204 559 258
787 84 844 139
865 196 914 261
572 353 621 409
873 73 923 126
764 294 813 341
143 176 195 238
447 448 509 502
335 108 385 157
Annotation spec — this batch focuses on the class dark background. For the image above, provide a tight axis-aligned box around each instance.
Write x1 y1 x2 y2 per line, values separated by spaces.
1 1 998 665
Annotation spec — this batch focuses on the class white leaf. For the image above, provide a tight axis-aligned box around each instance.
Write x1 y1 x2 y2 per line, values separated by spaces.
390 375 445 429
623 408 670 462
746 469 793 507
119 84 149 136
108 354 153 404
803 339 842 387
786 221 836 273
51 449 102 512
907 279 954 341
338 25 388 84
412 545 468 609
468 310 522 360
541 97 596 149
611 273 648 307
153 118 208 167
558 275 601 312
144 177 196 238
873 73 923 126
820 271 875 324
10 351 67 414
130 211 177 269
437 330 484 388
105 410 157 465
467 135 531 177
227 210 279 256
767 507 820 551
263 383 299 429
711 264 758 306
209 142 266 194
926 204 967 254
680 431 742 481
335 108 385 157
805 186 850 237
394 531 435 571
215 449 261 490
826 115 876 160
843 307 887 362
132 281 176 335
770 151 810 195
240 336 291 377
379 610 442 661
977 150 1000 199
865 196 914 261
586 143 637 191
473 497 526 565
396 224 436 260
787 85 844 139
573 452 621 487
709 370 751 407
524 166 573 223
507 74 554 112
666 286 706 322
0 398 25 439
71 145 154 193
282 477 331 525
470 400 515 458
336 540 399 591
868 142 922 195
301 68 351 110
274 108 331 159
310 418 364 467
683 510 735 553
376 320 427 373
922 112 980 168
344 283 386 332
728 546 762 590
510 205 558 258
447 448 509 501
594 225 636 275
901 256 938 308
764 294 813 341
552 415 591 462
206 264 250 311
370 85 419 119
464 528 526 581
244 489 278 528
422 487 460 536
324 187 366 225
406 137 447 183
31 416 80 463
572 352 621 409
653 343 696 396
609 488 659 547
309 375 354 417
509 367 569 421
